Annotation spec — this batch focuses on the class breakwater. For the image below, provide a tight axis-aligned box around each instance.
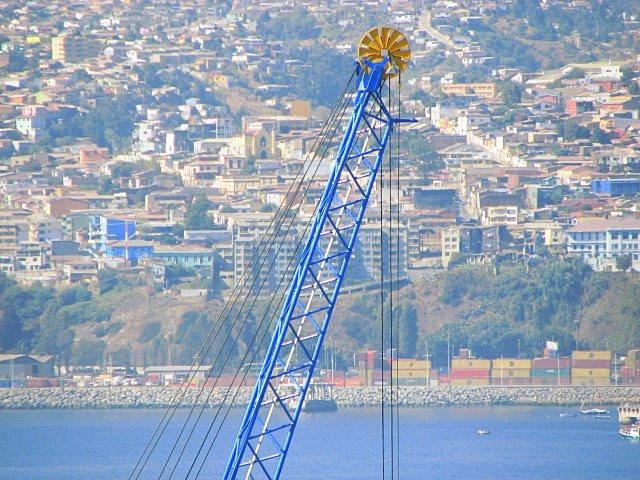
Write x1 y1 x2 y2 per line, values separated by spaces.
1 386 639 410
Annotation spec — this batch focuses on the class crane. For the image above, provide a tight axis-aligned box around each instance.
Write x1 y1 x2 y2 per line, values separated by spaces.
223 26 411 480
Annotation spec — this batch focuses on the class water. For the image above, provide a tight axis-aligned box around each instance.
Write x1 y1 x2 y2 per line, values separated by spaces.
0 406 637 480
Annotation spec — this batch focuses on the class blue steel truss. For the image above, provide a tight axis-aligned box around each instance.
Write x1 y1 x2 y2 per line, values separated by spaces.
222 59 408 480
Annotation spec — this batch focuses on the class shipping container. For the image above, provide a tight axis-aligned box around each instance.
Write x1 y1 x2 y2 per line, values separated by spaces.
492 358 532 370
532 357 570 369
451 358 491 369
571 359 610 369
396 377 429 386
490 377 530 386
490 368 531 378
616 376 640 386
0 379 11 388
572 377 610 386
531 368 571 377
391 359 431 370
530 377 571 386
394 369 430 379
450 368 490 379
344 377 363 387
450 378 490 386
571 368 611 378
571 350 612 361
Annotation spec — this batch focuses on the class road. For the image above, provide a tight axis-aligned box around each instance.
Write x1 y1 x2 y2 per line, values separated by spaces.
418 7 455 49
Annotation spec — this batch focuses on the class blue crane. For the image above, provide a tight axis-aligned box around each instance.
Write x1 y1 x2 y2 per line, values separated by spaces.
223 27 411 480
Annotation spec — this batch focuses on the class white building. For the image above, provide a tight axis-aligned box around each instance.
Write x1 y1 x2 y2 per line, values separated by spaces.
566 217 640 270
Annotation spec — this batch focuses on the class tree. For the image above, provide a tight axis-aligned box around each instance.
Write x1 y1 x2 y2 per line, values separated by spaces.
499 81 522 107
399 304 418 357
616 255 632 272
98 268 120 294
591 127 611 145
185 195 215 230
562 120 590 141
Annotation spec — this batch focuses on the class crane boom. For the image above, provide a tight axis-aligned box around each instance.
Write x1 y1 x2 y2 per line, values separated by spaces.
223 30 411 479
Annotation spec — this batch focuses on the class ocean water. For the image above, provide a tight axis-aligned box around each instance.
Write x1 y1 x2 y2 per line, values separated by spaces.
0 406 637 480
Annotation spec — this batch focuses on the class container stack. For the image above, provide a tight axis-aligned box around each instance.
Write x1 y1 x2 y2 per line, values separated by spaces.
491 358 532 385
620 349 639 385
357 350 379 387
450 350 490 386
531 357 571 385
391 358 430 386
571 350 611 385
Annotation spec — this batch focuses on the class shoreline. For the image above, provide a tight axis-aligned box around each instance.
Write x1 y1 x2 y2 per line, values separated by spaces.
1 386 639 410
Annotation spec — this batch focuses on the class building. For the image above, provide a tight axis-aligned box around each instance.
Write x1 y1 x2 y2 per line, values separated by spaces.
52 35 101 63
442 224 506 266
104 239 154 264
0 354 55 381
590 178 640 196
441 82 497 99
566 217 640 269
153 245 217 269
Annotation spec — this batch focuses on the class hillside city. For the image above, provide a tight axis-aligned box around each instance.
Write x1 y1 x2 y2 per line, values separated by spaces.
1 0 640 387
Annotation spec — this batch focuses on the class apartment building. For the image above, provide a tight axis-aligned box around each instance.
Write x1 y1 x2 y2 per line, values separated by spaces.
566 217 640 269
52 35 102 63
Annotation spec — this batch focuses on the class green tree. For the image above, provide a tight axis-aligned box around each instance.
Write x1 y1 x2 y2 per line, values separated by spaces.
185 195 215 230
399 304 418 357
616 255 632 272
499 81 522 106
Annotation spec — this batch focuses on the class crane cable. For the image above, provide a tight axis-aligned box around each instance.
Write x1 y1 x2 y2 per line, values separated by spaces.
129 69 357 480
161 73 357 479
395 71 402 480
184 95 390 480
163 78 358 480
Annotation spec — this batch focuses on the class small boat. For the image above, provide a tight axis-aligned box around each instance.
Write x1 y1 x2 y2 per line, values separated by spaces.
594 414 611 420
560 412 577 418
580 408 609 415
477 428 490 435
619 424 640 440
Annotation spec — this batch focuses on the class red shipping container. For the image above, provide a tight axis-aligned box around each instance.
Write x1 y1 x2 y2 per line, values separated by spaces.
532 357 570 369
571 359 610 368
450 369 490 379
344 377 363 387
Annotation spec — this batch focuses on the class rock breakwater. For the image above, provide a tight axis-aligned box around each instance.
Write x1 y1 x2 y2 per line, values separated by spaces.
0 386 639 410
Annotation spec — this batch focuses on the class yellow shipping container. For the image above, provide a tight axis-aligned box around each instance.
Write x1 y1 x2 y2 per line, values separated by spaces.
392 359 431 370
451 378 490 387
490 368 531 378
451 358 491 369
571 377 610 386
571 368 611 378
571 351 612 361
492 358 532 370
395 369 430 379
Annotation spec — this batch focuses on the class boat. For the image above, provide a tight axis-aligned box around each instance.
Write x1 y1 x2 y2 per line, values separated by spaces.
579 401 609 415
560 412 577 418
594 413 611 420
619 424 640 440
580 408 610 415
477 428 490 435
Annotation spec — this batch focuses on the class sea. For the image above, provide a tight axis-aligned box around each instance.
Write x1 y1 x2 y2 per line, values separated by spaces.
0 406 637 480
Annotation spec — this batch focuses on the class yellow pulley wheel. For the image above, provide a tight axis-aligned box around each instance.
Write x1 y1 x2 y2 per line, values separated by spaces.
357 26 411 79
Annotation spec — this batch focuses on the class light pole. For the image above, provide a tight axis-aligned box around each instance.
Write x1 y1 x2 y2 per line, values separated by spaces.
446 322 451 375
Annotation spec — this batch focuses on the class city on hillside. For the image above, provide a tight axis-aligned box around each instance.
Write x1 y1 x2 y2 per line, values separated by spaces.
0 0 639 389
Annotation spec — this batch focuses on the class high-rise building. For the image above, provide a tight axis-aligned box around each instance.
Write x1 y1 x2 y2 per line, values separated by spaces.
52 35 101 63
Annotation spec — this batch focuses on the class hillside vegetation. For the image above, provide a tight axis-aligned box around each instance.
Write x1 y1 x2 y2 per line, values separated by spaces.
1 259 638 369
